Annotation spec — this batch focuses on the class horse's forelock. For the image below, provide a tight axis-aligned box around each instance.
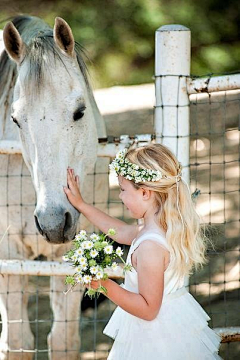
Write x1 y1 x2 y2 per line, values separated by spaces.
24 33 68 94
25 34 91 96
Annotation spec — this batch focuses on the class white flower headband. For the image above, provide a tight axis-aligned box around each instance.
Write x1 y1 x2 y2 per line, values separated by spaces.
109 148 182 184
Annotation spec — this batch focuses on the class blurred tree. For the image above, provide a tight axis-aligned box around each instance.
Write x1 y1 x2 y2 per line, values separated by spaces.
0 0 239 88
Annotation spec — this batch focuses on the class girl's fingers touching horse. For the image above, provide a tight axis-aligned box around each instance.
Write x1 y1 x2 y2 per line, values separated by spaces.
67 169 73 188
70 170 78 187
69 168 76 184
68 168 76 185
67 169 81 195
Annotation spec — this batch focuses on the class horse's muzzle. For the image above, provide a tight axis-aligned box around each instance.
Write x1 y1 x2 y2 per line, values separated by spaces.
34 206 79 244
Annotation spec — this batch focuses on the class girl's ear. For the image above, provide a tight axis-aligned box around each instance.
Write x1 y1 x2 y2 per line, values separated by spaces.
142 188 152 200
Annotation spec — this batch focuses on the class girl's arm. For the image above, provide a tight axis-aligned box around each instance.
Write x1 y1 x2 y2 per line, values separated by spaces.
63 168 138 245
87 240 166 321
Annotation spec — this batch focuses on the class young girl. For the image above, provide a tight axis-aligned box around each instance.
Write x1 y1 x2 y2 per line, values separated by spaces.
63 143 222 360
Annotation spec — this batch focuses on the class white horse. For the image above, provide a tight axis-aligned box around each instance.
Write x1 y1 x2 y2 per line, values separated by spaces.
0 15 108 359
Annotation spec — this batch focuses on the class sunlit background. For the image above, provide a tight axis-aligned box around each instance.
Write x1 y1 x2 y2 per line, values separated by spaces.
0 0 239 88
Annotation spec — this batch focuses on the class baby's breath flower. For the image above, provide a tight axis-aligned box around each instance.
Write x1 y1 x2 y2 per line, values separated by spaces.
90 266 99 275
116 247 124 256
78 256 87 265
111 262 119 271
81 241 89 249
90 249 99 258
71 254 78 262
83 275 92 284
125 175 132 180
75 231 87 241
80 263 88 271
86 241 94 249
75 248 84 256
116 149 126 160
104 245 113 254
90 233 100 242
113 164 120 172
95 271 104 280
76 274 83 283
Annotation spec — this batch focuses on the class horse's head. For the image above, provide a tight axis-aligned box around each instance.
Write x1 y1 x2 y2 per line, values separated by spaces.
3 17 99 244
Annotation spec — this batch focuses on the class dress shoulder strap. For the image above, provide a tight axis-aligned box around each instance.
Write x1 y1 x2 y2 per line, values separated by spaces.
132 232 169 251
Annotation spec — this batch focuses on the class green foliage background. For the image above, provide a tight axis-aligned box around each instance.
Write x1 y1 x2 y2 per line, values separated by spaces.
1 0 240 88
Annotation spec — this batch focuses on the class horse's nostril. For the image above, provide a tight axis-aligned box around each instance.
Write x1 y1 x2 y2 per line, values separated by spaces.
34 215 44 236
64 212 72 234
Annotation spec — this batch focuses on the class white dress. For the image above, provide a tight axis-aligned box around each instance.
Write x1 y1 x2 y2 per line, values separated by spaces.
103 231 223 360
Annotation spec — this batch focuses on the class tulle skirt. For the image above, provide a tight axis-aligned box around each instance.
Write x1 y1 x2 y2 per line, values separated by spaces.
103 286 223 360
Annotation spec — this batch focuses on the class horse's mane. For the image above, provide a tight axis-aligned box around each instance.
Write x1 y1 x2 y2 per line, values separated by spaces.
0 15 90 101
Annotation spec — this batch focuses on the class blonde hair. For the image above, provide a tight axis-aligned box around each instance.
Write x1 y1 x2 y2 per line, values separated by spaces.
125 143 212 279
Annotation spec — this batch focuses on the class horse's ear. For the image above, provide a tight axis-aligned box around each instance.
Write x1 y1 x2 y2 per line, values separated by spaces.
3 22 26 63
54 17 75 57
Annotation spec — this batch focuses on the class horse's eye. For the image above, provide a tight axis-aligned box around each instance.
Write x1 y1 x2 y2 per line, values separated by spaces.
11 116 21 129
73 106 86 121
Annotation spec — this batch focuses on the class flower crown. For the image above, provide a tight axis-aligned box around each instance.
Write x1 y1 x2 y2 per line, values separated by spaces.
109 148 164 183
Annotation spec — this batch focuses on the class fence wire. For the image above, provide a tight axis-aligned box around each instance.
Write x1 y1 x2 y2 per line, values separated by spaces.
188 87 240 360
0 75 239 360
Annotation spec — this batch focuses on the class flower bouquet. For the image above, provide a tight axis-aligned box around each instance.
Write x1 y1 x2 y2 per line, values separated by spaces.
63 228 133 299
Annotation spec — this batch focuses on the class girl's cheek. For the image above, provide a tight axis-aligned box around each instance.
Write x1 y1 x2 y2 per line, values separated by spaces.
121 196 126 204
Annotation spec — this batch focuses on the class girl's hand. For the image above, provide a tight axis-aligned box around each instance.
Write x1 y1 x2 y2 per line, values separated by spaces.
63 168 84 211
85 279 109 292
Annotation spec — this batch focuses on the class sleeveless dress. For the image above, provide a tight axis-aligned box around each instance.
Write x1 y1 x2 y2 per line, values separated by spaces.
103 231 223 360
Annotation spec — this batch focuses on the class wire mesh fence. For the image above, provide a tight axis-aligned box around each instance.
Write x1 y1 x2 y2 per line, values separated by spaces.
0 79 239 360
188 86 240 360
